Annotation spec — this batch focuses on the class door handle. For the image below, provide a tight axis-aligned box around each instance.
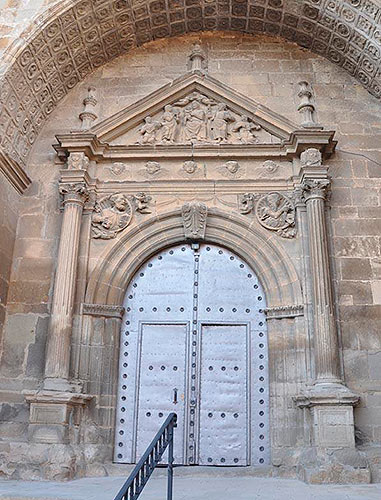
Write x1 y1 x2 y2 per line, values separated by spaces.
173 388 178 405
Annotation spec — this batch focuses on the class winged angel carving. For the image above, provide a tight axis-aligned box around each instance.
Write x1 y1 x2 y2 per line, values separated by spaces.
182 201 208 240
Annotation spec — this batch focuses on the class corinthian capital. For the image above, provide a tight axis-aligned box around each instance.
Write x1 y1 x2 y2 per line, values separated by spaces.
59 182 89 205
301 178 330 201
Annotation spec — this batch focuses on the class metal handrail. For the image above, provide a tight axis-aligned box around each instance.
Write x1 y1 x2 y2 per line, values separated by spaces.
114 413 177 500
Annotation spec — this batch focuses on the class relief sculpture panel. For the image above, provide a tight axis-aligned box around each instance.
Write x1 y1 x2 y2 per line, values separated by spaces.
137 92 266 145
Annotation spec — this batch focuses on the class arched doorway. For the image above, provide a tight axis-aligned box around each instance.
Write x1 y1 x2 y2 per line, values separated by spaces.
114 242 269 466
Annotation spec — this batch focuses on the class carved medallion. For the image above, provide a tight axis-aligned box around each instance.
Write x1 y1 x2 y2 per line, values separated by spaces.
92 193 133 239
255 192 296 239
137 91 262 146
182 201 208 240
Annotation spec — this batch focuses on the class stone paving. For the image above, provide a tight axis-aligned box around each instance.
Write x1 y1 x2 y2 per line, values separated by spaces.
1 472 381 500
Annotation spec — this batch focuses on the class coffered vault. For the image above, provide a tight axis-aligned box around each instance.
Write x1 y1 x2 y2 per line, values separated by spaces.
0 0 380 173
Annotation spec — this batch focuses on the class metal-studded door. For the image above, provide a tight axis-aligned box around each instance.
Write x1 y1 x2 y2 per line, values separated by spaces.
115 244 269 467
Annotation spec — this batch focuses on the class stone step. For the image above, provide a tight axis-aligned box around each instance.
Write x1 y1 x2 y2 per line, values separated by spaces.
1 475 381 500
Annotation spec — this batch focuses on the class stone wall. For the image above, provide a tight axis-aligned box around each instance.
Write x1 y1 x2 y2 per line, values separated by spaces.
0 32 381 479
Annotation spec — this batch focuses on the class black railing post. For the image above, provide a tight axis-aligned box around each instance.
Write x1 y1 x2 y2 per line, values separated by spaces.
167 416 176 500
113 413 177 500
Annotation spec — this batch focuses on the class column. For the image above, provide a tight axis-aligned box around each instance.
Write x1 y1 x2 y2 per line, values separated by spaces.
302 177 341 385
44 180 89 390
294 149 368 484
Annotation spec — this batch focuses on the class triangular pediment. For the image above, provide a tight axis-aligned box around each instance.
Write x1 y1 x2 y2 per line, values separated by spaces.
89 72 298 147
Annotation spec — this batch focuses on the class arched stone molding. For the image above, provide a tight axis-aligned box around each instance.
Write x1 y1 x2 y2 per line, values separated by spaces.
1 0 380 168
84 207 302 309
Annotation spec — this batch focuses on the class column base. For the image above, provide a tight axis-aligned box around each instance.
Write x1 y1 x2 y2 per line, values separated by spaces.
23 390 93 444
295 383 370 483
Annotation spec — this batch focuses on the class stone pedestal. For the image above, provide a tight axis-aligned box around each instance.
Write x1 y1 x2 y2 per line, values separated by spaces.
24 391 93 444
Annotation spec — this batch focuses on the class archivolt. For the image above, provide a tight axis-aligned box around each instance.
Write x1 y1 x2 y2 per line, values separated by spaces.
1 0 380 168
85 208 302 308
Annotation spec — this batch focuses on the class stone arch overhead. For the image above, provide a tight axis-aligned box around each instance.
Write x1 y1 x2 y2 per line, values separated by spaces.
1 0 381 169
85 207 302 308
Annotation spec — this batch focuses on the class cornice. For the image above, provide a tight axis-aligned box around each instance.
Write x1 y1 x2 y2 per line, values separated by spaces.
0 150 31 194
54 129 336 163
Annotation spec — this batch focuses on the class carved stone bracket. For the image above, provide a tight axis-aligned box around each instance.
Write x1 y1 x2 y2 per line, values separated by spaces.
239 191 296 239
91 192 153 239
182 201 208 241
81 303 125 319
265 305 304 320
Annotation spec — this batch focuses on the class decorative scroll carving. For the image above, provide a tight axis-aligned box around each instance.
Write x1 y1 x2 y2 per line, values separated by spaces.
239 192 296 239
265 305 304 320
91 193 133 239
301 178 331 200
133 192 152 214
300 148 322 167
67 152 89 171
182 201 208 240
137 91 262 145
81 303 125 319
256 192 296 239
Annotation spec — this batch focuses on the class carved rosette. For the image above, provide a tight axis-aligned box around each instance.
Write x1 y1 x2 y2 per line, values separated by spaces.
301 179 330 201
182 201 208 240
91 193 133 239
59 182 89 206
239 192 296 239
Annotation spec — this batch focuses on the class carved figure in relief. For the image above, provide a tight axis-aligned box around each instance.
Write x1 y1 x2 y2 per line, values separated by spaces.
92 193 133 239
110 162 126 176
184 101 207 141
146 161 161 175
183 160 198 174
218 160 242 178
225 160 240 174
139 116 161 144
160 105 178 143
256 192 295 238
133 192 152 214
209 103 234 143
239 193 256 214
232 115 261 144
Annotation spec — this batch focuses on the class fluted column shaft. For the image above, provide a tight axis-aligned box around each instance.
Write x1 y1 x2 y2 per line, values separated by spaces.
303 179 341 384
44 183 88 386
